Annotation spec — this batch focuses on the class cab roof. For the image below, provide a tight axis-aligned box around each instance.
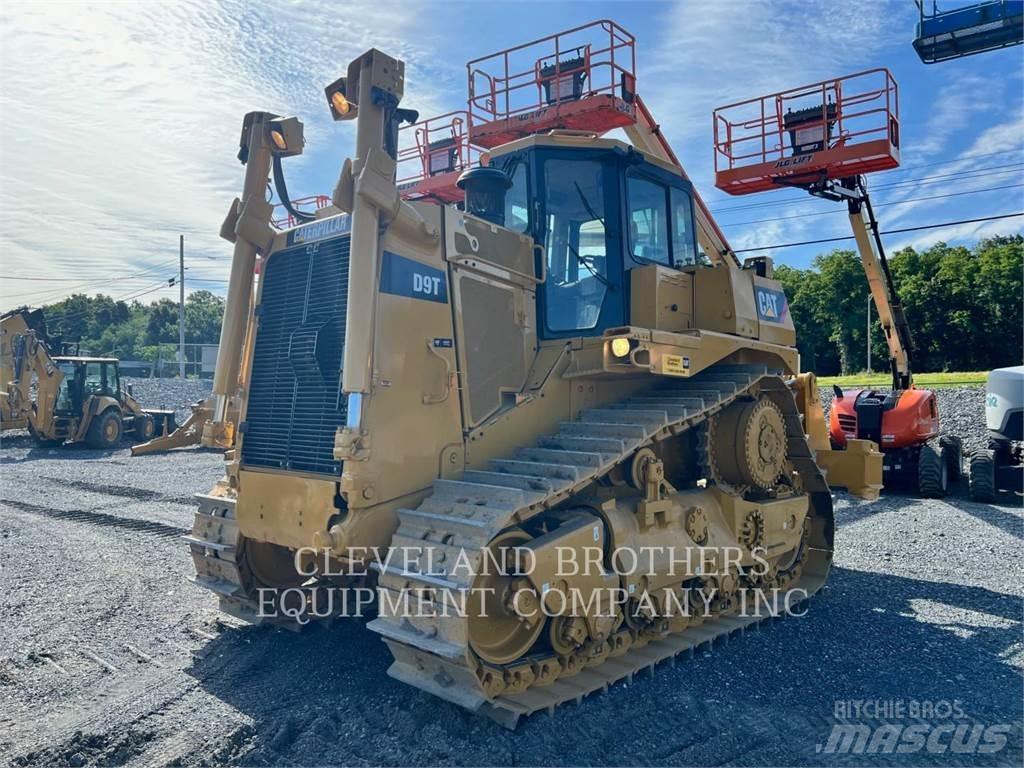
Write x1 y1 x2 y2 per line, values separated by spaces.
485 133 683 177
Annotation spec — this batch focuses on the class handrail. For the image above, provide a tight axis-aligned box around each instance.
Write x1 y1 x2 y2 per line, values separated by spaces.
466 19 636 131
714 69 900 194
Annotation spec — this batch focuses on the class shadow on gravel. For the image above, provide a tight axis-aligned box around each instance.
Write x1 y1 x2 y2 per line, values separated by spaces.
0 441 128 463
955 499 1024 541
183 567 1022 767
0 431 218 463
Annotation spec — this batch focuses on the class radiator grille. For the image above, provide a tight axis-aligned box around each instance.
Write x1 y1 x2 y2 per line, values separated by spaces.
240 235 349 475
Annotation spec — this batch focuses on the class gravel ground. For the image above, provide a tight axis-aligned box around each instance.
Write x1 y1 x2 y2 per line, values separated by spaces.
0 385 1020 767
123 378 213 425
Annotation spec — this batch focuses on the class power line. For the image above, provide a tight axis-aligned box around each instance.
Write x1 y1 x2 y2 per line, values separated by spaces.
4 261 180 304
702 146 1024 207
733 212 1024 253
720 182 1024 227
41 283 175 326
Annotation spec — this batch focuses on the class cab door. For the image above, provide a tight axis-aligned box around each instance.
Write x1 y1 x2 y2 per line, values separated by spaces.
535 149 625 339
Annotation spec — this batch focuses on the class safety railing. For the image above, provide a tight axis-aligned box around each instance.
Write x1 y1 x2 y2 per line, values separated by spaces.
271 195 332 229
713 69 900 194
467 19 637 146
396 111 482 202
914 0 1024 63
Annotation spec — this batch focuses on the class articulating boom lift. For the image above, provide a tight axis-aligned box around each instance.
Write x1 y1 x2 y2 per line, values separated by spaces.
714 70 961 497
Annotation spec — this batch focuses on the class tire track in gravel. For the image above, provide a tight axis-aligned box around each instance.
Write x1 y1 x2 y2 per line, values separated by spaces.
10 670 200 767
0 498 188 539
41 475 197 506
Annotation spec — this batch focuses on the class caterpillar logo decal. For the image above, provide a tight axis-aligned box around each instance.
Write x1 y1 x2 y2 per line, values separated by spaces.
286 214 351 245
755 286 789 323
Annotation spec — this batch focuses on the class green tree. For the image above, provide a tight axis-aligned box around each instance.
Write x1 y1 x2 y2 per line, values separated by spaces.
185 290 224 344
778 236 1022 376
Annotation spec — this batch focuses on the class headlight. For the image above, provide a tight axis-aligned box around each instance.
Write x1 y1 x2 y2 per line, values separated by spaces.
610 337 631 358
331 91 352 116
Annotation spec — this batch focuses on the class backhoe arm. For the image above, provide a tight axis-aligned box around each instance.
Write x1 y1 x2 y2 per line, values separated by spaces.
844 176 914 390
8 331 64 436
624 95 739 267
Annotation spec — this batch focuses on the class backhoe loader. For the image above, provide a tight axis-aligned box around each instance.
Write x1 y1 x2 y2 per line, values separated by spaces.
2 308 174 447
187 23 882 727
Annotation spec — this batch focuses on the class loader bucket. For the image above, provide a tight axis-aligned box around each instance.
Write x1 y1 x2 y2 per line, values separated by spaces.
131 404 209 455
144 409 177 436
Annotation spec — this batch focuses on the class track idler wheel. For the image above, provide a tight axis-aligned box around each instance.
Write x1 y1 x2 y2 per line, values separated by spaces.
467 529 545 666
711 396 787 490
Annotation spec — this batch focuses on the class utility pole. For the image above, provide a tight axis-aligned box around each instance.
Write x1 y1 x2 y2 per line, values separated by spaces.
178 234 186 379
866 294 872 374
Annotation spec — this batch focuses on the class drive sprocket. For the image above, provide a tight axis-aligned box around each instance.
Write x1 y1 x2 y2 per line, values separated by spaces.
708 396 788 491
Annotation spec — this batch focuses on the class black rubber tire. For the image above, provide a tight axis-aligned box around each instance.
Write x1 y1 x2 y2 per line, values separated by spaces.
969 449 997 502
917 442 947 498
939 435 963 482
86 409 123 449
134 413 156 442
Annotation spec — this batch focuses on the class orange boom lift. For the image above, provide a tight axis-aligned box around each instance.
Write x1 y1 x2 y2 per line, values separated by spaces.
713 71 961 496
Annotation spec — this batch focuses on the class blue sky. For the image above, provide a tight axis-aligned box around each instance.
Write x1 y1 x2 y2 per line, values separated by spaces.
0 0 1021 308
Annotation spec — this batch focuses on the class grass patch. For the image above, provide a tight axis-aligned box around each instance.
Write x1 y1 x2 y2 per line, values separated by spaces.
817 371 987 388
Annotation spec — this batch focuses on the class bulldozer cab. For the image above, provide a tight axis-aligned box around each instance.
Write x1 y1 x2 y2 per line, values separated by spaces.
487 141 704 340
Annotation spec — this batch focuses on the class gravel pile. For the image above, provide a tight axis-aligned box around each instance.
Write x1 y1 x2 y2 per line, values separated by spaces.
124 377 213 424
819 384 988 456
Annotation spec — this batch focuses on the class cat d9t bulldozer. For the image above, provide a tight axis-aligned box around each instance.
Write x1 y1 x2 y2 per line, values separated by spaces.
188 27 881 727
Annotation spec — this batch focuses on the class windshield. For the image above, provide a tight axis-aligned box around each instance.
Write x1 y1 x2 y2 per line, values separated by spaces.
542 158 612 333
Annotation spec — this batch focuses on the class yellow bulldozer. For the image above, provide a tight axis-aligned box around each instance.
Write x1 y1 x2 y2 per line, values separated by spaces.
187 23 883 727
1 308 175 448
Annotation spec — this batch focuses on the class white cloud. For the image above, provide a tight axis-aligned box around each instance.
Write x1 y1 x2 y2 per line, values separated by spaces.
874 113 1024 229
632 0 913 263
0 0 454 308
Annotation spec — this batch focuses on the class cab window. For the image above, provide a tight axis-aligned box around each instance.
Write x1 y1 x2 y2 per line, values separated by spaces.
542 158 612 333
84 362 104 396
503 160 530 234
670 187 698 266
627 175 670 266
105 363 120 396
